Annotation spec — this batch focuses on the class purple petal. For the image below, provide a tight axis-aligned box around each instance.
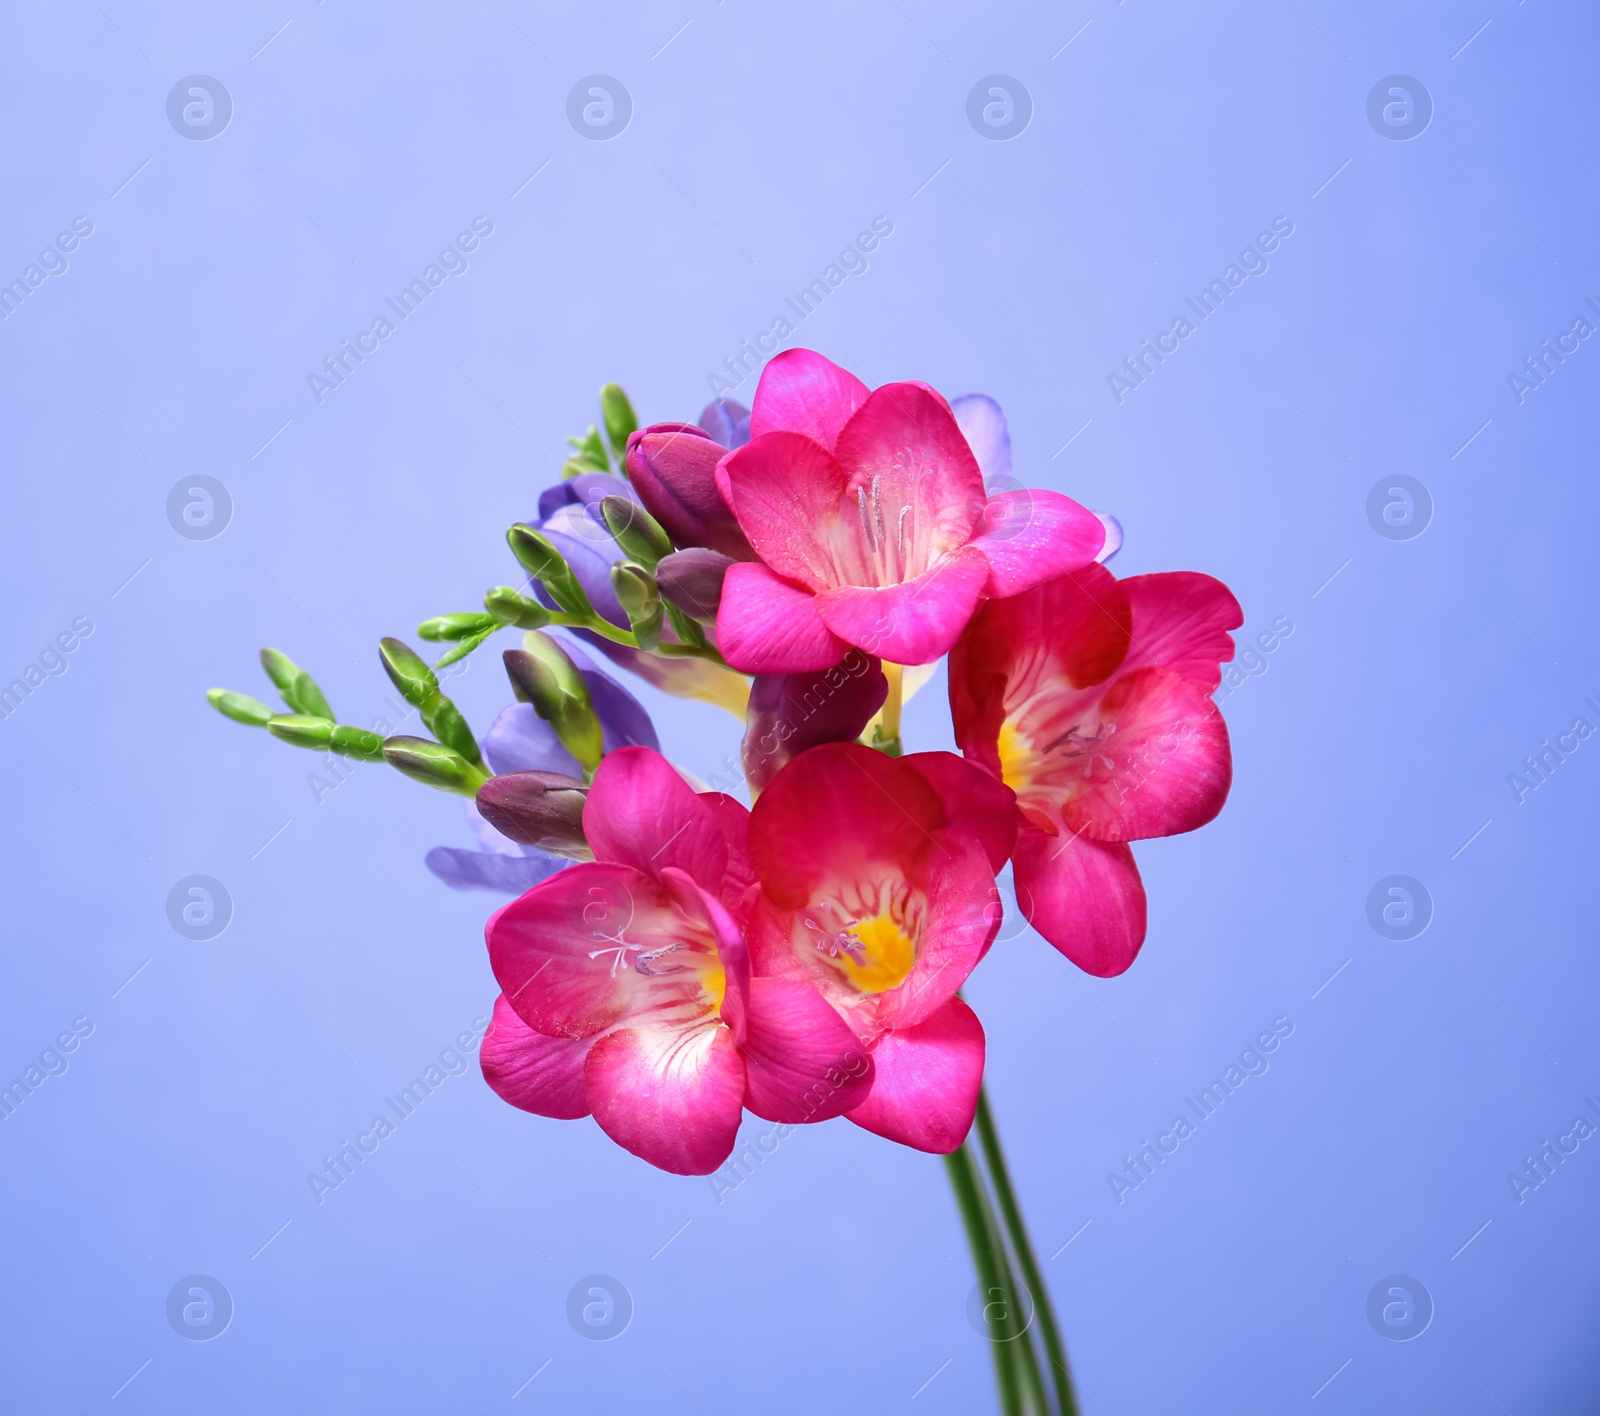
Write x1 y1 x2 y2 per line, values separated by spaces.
484 704 584 777
424 845 569 893
536 472 635 522
741 651 888 793
697 399 751 449
1094 512 1124 564
537 512 627 627
950 393 1012 486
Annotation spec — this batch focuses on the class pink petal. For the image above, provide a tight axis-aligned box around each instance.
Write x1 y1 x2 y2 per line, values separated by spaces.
1118 572 1244 692
748 348 870 451
479 993 594 1119
698 791 757 912
715 432 848 591
845 995 985 1154
900 751 1018 873
584 746 727 889
1012 827 1147 977
831 382 987 556
717 561 848 674
970 489 1107 598
739 977 874 1123
584 1023 745 1175
658 866 750 1044
814 551 989 666
1058 667 1233 841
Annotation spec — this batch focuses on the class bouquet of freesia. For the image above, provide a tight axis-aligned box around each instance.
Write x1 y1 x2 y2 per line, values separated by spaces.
210 350 1241 1415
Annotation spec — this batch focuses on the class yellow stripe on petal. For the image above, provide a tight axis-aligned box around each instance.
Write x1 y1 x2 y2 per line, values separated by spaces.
838 912 916 994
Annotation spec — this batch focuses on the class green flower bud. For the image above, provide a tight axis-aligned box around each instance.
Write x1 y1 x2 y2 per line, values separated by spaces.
329 724 386 762
259 648 332 719
484 587 553 629
378 637 482 767
382 736 489 796
611 563 663 652
600 383 638 463
267 714 334 750
506 526 596 618
418 613 498 642
600 495 672 570
503 635 603 775
206 689 274 727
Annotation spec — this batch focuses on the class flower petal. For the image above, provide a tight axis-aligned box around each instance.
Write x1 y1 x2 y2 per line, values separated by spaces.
537 472 634 523
739 977 875 1123
970 489 1106 598
583 747 728 889
1118 572 1243 692
831 382 987 555
484 704 584 777
573 631 752 718
717 561 848 674
425 845 568 894
1012 827 1147 977
698 398 751 449
715 431 848 590
950 393 1012 485
845 995 984 1154
480 992 595 1119
900 751 1018 873
584 1023 745 1175
748 348 870 451
813 551 989 665
1057 667 1234 841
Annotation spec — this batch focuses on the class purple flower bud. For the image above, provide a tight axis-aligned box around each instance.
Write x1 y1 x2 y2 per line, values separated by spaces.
476 770 592 858
655 548 735 623
624 421 754 561
741 650 888 794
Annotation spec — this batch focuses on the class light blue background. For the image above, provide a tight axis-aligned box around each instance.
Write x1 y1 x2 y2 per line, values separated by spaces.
2 1 1596 1411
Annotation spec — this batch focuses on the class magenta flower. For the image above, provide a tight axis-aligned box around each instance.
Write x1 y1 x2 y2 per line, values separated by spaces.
711 350 1107 673
949 563 1242 977
481 746 873 1175
746 742 1017 1153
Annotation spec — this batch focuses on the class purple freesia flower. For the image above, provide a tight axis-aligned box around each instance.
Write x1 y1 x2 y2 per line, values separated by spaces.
424 640 660 893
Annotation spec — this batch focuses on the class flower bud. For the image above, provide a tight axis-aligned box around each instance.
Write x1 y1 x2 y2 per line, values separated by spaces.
611 563 663 652
260 648 332 719
379 637 482 767
267 714 334 750
506 524 597 618
600 383 638 463
382 736 489 796
563 424 610 478
600 495 672 569
502 635 603 775
207 689 274 726
476 770 592 859
655 548 734 623
418 613 498 642
484 587 553 629
624 423 754 560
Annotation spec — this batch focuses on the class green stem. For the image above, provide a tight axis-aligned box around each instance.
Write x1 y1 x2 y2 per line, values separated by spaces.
974 1087 1078 1416
970 1147 1052 1414
944 1144 1023 1416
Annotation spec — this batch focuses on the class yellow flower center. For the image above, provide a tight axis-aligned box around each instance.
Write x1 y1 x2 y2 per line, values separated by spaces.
996 716 1038 792
701 958 727 1014
837 911 916 994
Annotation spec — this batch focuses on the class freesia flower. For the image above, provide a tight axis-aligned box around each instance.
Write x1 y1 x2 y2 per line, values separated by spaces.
424 640 657 893
949 563 1242 977
481 746 873 1174
712 350 1107 673
746 742 1017 1153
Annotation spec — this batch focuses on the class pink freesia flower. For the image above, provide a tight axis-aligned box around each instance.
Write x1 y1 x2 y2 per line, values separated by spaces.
949 564 1242 978
712 350 1107 673
746 742 1017 1153
481 746 872 1175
